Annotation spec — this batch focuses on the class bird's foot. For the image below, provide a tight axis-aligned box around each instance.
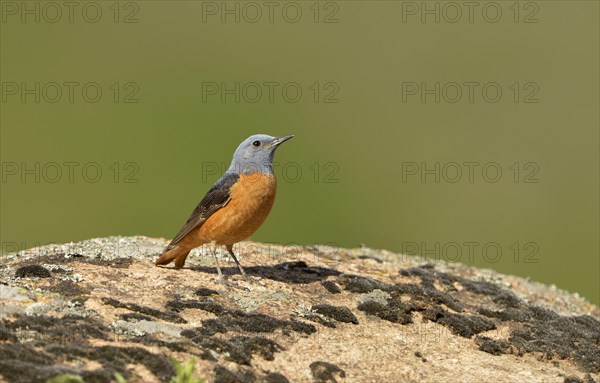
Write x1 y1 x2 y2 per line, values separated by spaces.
231 274 264 285
213 275 252 291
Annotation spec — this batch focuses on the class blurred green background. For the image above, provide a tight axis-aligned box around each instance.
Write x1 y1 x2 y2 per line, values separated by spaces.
1 1 598 304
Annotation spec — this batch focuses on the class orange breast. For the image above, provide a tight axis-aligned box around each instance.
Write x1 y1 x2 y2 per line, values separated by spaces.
196 173 277 245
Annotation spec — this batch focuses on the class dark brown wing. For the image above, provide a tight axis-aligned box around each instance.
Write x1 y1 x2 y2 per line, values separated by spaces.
164 173 239 251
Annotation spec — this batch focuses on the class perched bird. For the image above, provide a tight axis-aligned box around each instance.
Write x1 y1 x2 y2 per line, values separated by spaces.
155 134 294 277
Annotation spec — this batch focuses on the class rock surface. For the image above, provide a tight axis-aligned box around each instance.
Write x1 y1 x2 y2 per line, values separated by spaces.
0 236 598 383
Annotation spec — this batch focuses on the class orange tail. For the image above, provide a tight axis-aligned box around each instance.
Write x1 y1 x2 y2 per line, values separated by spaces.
155 245 191 268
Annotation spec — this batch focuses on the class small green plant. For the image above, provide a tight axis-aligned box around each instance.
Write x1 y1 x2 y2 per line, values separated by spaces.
46 374 85 383
47 358 204 383
170 357 204 383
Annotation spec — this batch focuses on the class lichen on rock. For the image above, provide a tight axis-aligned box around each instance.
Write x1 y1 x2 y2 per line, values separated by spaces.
0 236 598 382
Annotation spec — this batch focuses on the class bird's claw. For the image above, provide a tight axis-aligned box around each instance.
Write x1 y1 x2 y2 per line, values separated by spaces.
232 274 264 285
213 275 253 291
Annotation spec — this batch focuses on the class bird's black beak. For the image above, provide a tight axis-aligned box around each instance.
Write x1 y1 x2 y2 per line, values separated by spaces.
271 135 294 147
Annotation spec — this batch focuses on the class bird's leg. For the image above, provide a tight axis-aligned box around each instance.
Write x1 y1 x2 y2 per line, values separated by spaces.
226 245 246 277
210 244 251 291
227 245 263 284
211 243 223 278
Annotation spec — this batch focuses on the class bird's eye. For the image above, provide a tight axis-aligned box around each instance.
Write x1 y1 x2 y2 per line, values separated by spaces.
252 140 261 147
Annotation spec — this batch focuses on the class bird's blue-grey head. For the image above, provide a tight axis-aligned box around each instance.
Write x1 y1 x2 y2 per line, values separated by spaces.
227 134 294 175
